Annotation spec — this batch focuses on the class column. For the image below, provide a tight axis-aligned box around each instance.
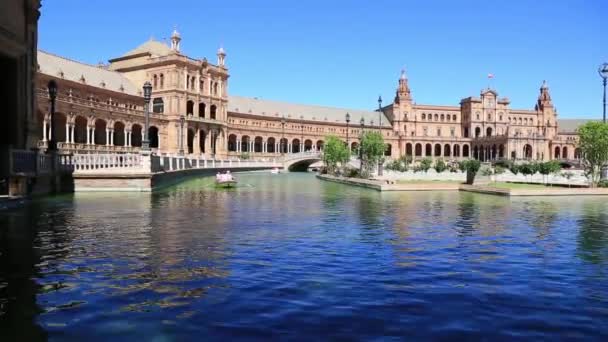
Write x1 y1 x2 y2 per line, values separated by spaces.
193 130 200 155
70 125 75 143
65 123 70 143
263 141 267 153
105 129 109 146
91 127 96 145
110 130 115 146
42 120 48 141
86 127 90 144
288 143 292 153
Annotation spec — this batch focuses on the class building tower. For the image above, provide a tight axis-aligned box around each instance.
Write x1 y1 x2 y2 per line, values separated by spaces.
536 80 557 139
217 46 226 67
393 69 413 134
170 28 181 52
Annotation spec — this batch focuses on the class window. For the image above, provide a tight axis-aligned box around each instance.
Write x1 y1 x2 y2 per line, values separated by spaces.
423 127 428 136
450 127 455 137
152 97 164 113
160 74 164 88
153 74 158 88
437 128 441 136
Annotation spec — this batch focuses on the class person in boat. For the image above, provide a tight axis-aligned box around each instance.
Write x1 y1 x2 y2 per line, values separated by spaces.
225 170 233 181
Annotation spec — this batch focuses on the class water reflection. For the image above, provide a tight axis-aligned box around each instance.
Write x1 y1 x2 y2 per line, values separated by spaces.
1 174 608 339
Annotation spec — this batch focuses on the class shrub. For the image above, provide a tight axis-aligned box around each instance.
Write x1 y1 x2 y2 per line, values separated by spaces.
480 167 493 176
434 159 447 173
494 165 506 175
460 159 481 185
419 158 432 173
598 179 608 188
240 152 251 160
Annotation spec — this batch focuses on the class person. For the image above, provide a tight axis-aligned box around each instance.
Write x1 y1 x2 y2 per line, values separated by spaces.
226 170 232 181
216 172 223 182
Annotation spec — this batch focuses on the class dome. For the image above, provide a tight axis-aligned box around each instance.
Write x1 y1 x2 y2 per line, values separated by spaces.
218 46 226 55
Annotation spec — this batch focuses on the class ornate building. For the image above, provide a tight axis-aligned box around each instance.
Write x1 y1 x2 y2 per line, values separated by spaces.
34 30 585 163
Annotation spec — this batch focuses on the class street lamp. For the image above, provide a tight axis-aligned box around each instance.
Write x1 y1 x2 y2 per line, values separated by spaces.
179 115 185 155
281 116 286 155
599 63 608 123
359 117 365 175
142 81 152 151
47 80 58 151
345 112 351 150
300 115 304 153
377 95 382 129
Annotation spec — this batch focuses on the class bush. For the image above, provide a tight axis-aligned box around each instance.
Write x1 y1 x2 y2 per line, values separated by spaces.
419 158 432 173
345 168 360 178
434 159 447 173
480 167 493 176
598 179 608 188
494 165 506 175
240 152 251 160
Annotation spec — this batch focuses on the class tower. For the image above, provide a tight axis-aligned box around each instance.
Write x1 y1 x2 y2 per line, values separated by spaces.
393 69 413 134
170 28 181 52
536 80 557 139
217 46 226 67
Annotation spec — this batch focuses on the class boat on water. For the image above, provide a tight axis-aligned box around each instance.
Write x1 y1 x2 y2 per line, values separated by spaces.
270 167 280 174
216 171 237 188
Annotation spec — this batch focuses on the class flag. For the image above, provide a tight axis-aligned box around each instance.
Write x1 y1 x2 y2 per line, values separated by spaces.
488 73 495 79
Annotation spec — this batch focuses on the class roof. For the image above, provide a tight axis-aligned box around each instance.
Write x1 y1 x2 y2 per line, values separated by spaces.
228 95 392 127
557 119 598 133
121 39 173 58
38 50 139 96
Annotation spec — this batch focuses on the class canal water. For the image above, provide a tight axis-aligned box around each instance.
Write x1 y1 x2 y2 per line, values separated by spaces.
1 173 608 340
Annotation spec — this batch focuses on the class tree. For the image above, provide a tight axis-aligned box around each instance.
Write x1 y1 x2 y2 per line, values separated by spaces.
577 121 608 187
359 131 385 177
434 159 447 173
322 135 350 175
538 160 561 185
460 159 481 184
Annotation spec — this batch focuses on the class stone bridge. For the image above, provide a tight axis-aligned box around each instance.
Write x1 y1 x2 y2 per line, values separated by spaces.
282 151 323 171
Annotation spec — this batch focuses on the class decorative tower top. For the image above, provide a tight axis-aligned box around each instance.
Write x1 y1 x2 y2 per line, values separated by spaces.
394 69 412 104
536 80 553 111
171 27 181 52
217 46 226 67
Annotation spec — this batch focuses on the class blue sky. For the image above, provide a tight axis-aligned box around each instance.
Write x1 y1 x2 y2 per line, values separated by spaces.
39 0 606 118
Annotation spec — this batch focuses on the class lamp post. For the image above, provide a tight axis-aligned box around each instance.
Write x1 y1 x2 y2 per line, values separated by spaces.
47 80 57 151
179 115 185 155
142 81 152 151
300 115 304 153
345 112 351 151
599 63 608 123
377 95 382 129
359 117 365 175
281 116 286 155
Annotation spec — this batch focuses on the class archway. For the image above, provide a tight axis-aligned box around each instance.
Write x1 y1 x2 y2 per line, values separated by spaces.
491 144 497 160
199 102 206 118
280 138 288 153
444 144 451 157
187 129 195 154
475 127 481 138
562 146 568 159
385 144 392 156
254 136 263 153
316 140 324 151
463 144 469 158
292 139 301 153
200 130 207 153
574 148 581 160
554 146 561 159
425 143 432 156
131 124 142 147
228 134 237 152
149 126 159 148
53 112 67 143
415 143 422 157
267 137 276 153
114 122 125 146
186 100 194 116
486 127 493 137
304 139 313 152
473 146 479 160
406 143 413 156
453 144 460 157
523 144 532 159
94 119 107 145
210 105 217 120
241 135 250 152
74 115 88 144
498 144 505 158
434 144 441 157
351 141 359 152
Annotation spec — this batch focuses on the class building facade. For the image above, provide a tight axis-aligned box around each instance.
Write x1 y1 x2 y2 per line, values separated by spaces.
35 31 585 164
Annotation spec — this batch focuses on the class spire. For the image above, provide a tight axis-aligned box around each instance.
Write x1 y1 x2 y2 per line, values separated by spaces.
217 45 226 66
394 68 412 104
536 80 553 111
170 26 181 52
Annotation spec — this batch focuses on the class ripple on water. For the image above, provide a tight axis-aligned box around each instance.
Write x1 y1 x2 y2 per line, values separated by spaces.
0 173 607 339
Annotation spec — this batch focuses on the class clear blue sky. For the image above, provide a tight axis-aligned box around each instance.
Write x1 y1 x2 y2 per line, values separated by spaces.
39 0 606 118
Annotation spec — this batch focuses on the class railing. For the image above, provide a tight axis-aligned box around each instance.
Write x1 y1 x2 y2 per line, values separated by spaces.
72 153 142 171
6 149 73 176
71 152 282 174
282 151 322 161
11 150 38 175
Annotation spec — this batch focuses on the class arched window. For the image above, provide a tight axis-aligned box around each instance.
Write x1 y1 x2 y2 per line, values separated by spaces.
210 105 217 119
159 74 164 88
186 100 194 115
421 113 426 120
475 127 481 138
213 82 218 95
440 114 445 122
186 75 190 90
486 127 492 137
152 98 164 113
153 74 158 88
199 102 206 118
434 114 438 121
